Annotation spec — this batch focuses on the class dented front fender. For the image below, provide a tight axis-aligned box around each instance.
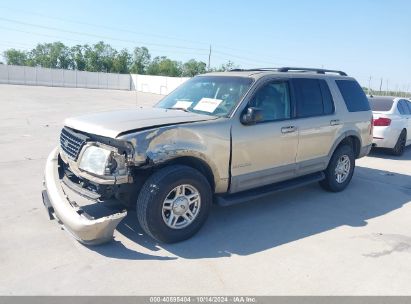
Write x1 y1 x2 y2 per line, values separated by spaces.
118 119 232 193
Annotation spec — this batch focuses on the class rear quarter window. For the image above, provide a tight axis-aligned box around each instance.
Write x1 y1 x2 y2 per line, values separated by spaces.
319 80 335 115
335 80 370 112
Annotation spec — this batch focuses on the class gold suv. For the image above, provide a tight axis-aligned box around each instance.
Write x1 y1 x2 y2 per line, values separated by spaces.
42 67 373 244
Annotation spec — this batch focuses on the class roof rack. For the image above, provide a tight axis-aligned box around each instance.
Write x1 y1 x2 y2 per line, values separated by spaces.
277 67 347 76
229 67 348 76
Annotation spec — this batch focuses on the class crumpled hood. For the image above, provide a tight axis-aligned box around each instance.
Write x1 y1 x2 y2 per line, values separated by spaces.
64 107 217 138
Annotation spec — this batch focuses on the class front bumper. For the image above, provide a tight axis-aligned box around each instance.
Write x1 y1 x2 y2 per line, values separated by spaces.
42 147 127 245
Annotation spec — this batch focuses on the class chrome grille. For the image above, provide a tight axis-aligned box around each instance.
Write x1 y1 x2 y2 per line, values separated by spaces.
60 127 88 160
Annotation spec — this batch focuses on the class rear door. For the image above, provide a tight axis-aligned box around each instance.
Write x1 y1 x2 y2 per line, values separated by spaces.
291 78 341 176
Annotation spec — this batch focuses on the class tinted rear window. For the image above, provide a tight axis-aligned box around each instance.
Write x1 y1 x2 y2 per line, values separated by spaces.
294 79 324 117
293 78 335 117
336 80 370 112
368 98 394 112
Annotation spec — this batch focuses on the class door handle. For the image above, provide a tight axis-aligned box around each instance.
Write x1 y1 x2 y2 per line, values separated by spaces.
330 119 341 126
281 126 296 133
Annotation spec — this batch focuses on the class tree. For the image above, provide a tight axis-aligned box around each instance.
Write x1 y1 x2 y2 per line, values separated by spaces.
3 41 241 76
147 56 182 77
112 49 132 73
3 49 29 66
29 42 72 69
130 46 151 74
182 59 206 77
84 41 117 72
216 60 239 72
70 45 89 71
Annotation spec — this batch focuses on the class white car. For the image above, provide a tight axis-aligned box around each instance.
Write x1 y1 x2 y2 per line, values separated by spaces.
368 96 411 155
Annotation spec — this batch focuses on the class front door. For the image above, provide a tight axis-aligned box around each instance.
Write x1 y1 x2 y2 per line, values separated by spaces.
230 80 298 193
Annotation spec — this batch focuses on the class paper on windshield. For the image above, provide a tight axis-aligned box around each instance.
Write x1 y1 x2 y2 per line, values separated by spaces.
193 98 223 112
173 100 193 109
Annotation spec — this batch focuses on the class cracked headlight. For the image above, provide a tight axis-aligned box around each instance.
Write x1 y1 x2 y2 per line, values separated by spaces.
79 146 112 176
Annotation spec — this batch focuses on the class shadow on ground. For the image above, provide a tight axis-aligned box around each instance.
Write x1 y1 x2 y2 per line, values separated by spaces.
89 165 411 260
368 146 411 160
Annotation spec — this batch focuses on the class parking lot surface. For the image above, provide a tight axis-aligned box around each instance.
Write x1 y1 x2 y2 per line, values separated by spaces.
0 84 410 295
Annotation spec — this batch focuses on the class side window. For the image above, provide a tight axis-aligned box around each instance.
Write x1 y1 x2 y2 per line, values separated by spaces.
335 80 371 112
293 78 334 117
249 81 291 122
397 100 406 115
400 100 411 115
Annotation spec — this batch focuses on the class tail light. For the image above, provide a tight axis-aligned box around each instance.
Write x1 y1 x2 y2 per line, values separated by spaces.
373 117 391 126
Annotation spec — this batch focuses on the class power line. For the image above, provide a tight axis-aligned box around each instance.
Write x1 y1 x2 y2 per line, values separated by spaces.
0 5 211 48
0 18 284 67
0 17 209 52
214 50 283 66
0 25 84 43
0 6 300 65
0 27 209 57
0 14 307 69
0 41 33 48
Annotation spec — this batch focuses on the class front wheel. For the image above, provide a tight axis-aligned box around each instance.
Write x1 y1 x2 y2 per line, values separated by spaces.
320 145 355 192
136 165 212 243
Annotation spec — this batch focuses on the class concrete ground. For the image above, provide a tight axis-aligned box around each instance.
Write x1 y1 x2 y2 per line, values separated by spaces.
0 84 410 295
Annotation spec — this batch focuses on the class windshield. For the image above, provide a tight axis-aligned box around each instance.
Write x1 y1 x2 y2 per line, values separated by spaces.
156 76 254 117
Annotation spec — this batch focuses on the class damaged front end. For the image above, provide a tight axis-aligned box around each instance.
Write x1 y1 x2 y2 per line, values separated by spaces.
42 127 135 244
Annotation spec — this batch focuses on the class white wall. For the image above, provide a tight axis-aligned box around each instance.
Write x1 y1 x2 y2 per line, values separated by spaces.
130 74 189 95
0 64 131 90
0 64 191 94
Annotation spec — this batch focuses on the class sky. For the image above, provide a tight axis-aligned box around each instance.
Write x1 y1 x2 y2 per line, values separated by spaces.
0 0 410 91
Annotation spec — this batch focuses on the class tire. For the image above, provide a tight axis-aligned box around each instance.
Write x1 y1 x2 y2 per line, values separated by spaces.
390 130 406 156
320 144 355 192
136 165 212 243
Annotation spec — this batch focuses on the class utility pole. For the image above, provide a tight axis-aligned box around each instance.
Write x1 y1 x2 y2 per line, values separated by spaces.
368 76 372 96
386 79 389 96
379 78 383 94
208 45 212 71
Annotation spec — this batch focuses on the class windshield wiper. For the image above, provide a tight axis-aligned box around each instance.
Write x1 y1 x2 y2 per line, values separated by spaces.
165 107 190 112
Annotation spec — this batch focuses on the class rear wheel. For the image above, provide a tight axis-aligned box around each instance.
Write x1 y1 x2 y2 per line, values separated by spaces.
320 145 355 192
136 165 212 243
390 129 406 156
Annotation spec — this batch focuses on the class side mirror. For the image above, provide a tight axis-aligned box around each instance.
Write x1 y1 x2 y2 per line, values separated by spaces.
241 107 264 125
